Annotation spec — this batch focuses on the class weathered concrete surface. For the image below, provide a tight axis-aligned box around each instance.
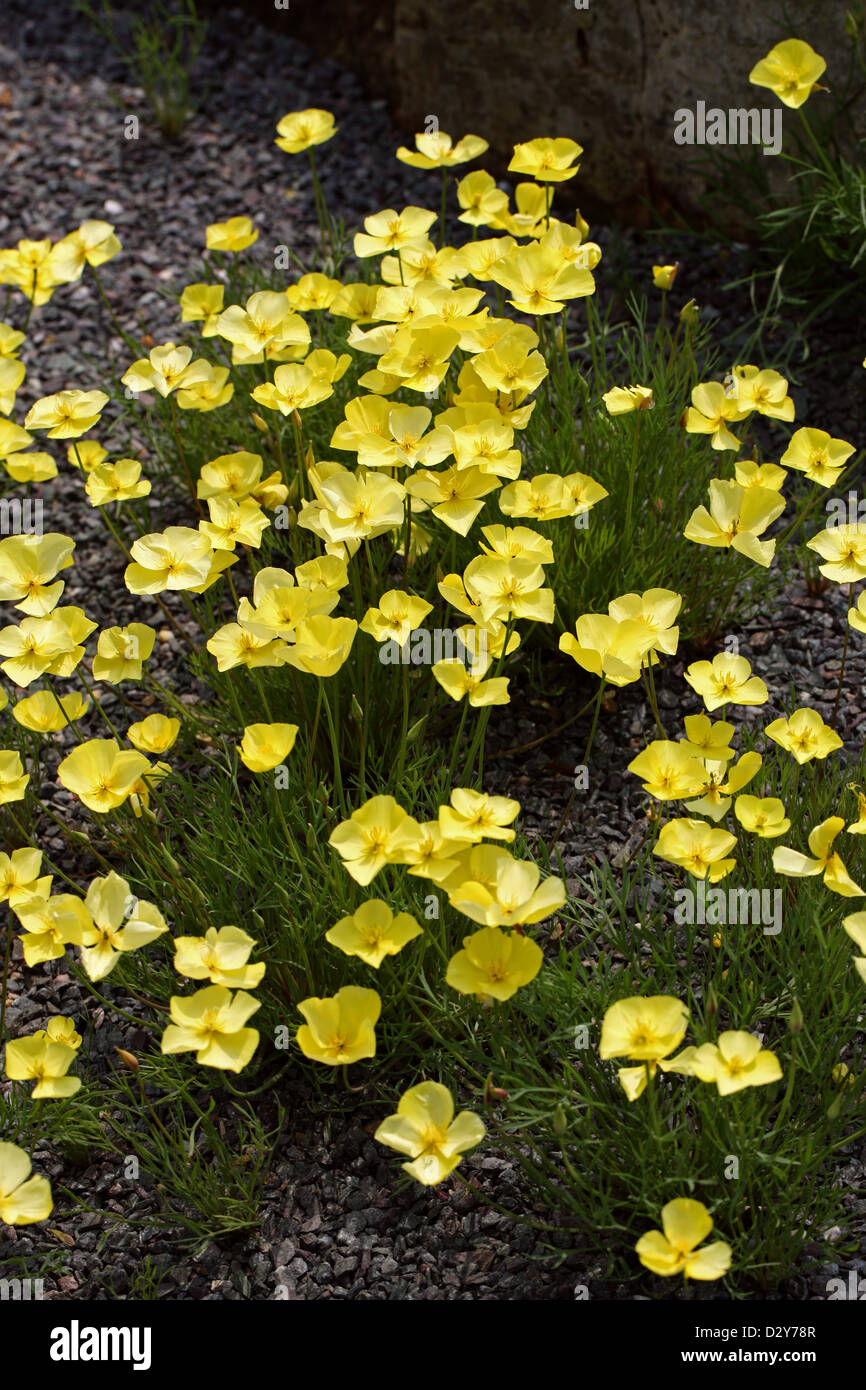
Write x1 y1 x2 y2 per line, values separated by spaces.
209 0 862 228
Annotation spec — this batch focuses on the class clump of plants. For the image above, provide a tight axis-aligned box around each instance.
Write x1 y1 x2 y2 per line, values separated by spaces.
1 42 865 1295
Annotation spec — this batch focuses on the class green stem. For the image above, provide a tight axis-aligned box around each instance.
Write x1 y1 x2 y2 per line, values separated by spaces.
547 678 606 856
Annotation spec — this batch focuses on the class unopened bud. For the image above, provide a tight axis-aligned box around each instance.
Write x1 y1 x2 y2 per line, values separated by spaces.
552 1104 568 1135
115 1048 139 1071
788 998 804 1034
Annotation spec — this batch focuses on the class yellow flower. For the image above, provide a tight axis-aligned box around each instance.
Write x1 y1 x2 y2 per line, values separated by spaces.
359 590 433 646
122 343 212 398
684 480 785 567
328 795 418 885
396 821 465 885
207 623 287 673
731 364 795 421
806 523 866 583
627 741 707 800
600 995 689 1062
180 282 224 334
850 592 866 637
0 1143 53 1224
456 170 509 227
636 1199 731 1279
498 474 570 520
12 690 89 733
603 384 654 414
354 207 437 258
25 388 108 441
432 653 510 708
607 588 681 656
44 1017 82 1049
439 787 520 844
446 924 543 1001
205 216 258 252
161 986 261 1072
653 818 737 881
375 1082 485 1185
238 722 298 772
329 282 381 323
478 523 554 564
0 238 68 304
80 871 167 981
667 1032 783 1095
200 496 270 551
66 439 107 472
283 615 357 677
781 427 854 487
285 273 342 312
489 244 595 315
508 136 582 182
560 613 656 686
683 652 768 710
377 324 460 392
251 363 332 416
217 290 307 360
0 352 25 414
764 707 842 764
0 613 83 686
734 795 790 838
91 623 156 683
5 1031 81 1099
397 131 488 169
47 221 121 280
85 459 151 506
464 554 554 625
407 465 500 535
275 108 337 153
4 451 57 483
126 713 180 755
296 985 381 1065
683 381 749 450
173 926 265 989
446 844 565 927
325 900 422 969
0 750 29 803
842 911 866 981
652 263 679 290
683 751 762 822
0 847 44 907
734 458 787 491
197 450 266 501
125 527 213 594
11 889 93 967
175 364 234 412
12 890 93 967
0 532 75 616
846 785 866 834
471 326 547 396
749 38 827 109
58 738 151 814
773 817 864 897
